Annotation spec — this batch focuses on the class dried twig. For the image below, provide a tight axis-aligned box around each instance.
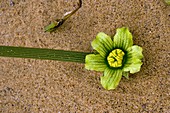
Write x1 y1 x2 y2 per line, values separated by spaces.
45 0 82 32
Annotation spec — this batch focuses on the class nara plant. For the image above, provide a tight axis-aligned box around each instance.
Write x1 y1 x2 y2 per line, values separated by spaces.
0 27 143 90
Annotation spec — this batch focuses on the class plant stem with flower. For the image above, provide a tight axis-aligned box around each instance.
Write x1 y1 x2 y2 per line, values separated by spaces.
0 27 143 90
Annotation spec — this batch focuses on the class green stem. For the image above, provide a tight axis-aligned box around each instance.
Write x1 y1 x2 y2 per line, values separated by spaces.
0 46 90 63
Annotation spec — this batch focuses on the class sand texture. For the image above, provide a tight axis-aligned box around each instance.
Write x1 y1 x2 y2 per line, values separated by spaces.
0 0 170 112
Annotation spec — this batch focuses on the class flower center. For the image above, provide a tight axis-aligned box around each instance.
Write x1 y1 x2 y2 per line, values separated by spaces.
107 49 125 68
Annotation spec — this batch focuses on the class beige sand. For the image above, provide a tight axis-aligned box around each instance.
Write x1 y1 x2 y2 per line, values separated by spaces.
0 0 170 112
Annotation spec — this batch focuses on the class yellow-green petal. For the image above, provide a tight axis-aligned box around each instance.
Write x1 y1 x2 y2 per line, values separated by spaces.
92 32 113 57
113 27 133 50
164 0 170 5
85 54 107 71
123 45 143 74
123 71 129 79
101 68 122 90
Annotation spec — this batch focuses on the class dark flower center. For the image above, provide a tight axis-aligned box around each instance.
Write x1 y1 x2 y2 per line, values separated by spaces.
107 49 125 68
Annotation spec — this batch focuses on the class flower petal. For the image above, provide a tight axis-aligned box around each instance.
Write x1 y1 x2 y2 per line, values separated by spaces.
123 45 143 74
123 71 129 79
85 54 107 71
101 68 122 90
113 27 133 50
92 32 113 57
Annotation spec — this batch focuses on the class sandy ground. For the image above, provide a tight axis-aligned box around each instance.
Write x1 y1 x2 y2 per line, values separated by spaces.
0 0 170 112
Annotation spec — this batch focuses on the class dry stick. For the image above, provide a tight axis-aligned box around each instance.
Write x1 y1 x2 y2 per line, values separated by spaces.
0 46 89 63
45 0 82 32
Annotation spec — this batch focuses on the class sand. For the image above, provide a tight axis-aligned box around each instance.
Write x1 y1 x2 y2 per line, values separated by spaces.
0 0 170 112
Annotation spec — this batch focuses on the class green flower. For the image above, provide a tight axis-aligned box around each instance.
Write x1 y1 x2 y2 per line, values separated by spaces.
85 27 143 90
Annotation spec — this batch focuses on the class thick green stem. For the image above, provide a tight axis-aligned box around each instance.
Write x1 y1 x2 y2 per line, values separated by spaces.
0 46 90 63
